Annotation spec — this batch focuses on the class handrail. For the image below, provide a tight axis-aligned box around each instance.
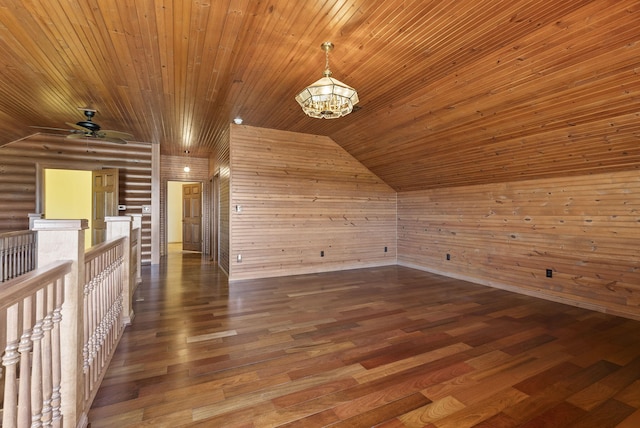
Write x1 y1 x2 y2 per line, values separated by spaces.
0 260 71 306
84 236 126 263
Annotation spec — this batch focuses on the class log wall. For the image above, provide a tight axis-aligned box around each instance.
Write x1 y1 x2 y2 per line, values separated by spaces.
229 125 397 281
398 170 640 320
0 134 153 263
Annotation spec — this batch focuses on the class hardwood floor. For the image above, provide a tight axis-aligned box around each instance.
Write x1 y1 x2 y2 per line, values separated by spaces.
88 252 640 427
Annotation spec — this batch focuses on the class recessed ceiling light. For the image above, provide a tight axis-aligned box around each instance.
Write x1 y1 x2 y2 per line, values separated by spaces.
233 117 243 125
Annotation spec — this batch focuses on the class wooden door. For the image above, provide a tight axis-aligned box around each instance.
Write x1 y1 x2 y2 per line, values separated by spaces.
92 168 119 245
182 182 202 252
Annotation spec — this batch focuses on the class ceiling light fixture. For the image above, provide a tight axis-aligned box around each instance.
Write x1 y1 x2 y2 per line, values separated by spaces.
183 150 190 173
233 117 243 125
295 42 359 119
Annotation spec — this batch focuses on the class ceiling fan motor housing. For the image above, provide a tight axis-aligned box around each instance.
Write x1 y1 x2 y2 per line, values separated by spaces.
76 109 101 132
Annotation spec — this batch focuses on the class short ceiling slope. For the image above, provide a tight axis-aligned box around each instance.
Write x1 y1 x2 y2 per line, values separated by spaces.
0 0 639 191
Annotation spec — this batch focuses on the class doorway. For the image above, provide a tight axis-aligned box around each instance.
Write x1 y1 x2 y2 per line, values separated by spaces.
167 181 202 253
210 173 220 264
44 168 92 248
43 167 119 249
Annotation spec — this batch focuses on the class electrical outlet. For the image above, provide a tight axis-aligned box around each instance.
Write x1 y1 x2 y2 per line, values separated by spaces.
546 269 552 278
446 253 451 260
320 250 324 257
237 254 242 263
384 246 388 252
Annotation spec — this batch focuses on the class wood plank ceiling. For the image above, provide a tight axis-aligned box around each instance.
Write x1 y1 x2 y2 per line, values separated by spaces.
0 0 639 191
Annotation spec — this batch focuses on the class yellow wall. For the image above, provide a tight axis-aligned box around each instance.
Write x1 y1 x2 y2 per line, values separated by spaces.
167 181 183 243
44 169 92 248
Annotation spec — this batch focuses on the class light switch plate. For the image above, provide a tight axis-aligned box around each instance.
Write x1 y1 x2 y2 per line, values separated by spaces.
142 205 151 214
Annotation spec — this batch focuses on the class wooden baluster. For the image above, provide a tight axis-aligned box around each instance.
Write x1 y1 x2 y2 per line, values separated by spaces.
94 259 101 392
108 256 116 360
6 237 11 280
1 238 5 281
10 237 16 278
98 265 106 388
31 288 45 427
87 269 94 396
17 295 33 427
91 260 99 398
17 236 23 278
2 304 20 428
41 281 55 427
100 261 107 379
19 236 25 275
51 277 63 428
82 271 91 403
94 266 102 393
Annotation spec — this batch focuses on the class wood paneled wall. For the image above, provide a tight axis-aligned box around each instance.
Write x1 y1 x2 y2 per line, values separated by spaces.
208 125 231 277
398 170 640 320
229 125 396 281
0 134 153 263
159 155 210 257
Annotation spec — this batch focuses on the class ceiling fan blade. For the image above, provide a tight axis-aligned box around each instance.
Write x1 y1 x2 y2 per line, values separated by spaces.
30 126 71 132
102 137 128 145
66 133 127 144
66 121 89 131
99 130 134 140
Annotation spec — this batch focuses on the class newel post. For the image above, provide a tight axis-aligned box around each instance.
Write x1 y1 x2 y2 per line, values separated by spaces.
105 216 134 324
32 219 88 428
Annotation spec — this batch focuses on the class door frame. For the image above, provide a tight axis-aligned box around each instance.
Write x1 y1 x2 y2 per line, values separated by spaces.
36 161 102 214
163 179 206 257
210 171 220 264
181 182 203 252
36 162 108 246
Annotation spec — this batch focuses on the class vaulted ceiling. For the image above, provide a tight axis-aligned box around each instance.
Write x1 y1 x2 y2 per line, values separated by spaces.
1 0 639 191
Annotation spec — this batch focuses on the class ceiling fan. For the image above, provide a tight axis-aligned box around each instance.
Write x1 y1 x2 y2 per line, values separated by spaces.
32 108 134 144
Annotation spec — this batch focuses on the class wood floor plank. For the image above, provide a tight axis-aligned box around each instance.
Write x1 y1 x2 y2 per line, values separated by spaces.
87 409 144 428
433 387 529 428
352 342 472 385
330 393 432 428
616 379 640 408
87 252 640 427
518 401 586 428
615 409 640 428
564 398 635 428
397 395 467 427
